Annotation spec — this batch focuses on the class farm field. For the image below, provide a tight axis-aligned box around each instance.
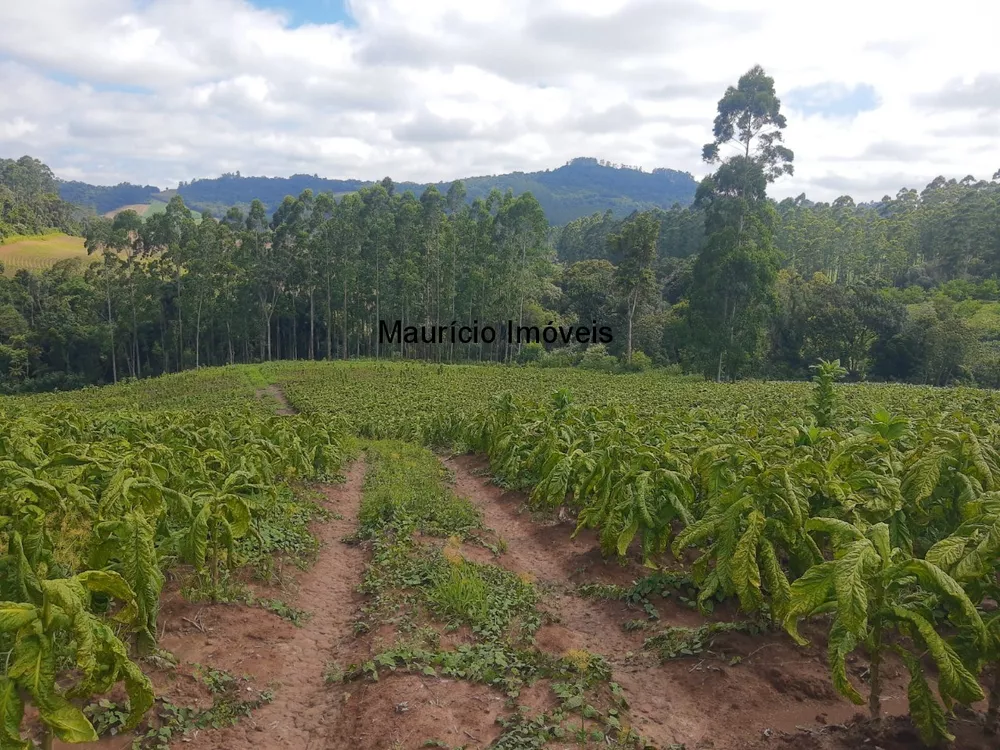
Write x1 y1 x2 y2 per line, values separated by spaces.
0 232 93 275
3 361 1000 749
102 204 151 219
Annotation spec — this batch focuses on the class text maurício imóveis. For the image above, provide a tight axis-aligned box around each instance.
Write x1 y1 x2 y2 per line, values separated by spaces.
379 320 613 346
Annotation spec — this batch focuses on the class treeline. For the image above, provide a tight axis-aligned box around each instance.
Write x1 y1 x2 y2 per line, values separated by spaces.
0 180 561 391
0 156 81 239
2 167 1000 392
557 173 1000 287
57 180 161 215
3 105 1000 392
550 170 1000 385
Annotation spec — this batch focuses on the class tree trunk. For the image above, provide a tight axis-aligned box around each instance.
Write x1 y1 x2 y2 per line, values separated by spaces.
106 271 117 384
342 278 349 360
325 276 332 360
176 267 183 370
309 289 315 360
627 292 637 364
130 273 140 377
195 296 203 368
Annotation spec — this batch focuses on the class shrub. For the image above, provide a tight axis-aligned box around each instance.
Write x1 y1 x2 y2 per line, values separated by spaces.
578 344 618 372
517 342 544 364
537 347 581 368
621 351 653 372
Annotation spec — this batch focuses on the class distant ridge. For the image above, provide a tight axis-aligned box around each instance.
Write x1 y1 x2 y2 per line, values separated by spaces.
58 157 698 225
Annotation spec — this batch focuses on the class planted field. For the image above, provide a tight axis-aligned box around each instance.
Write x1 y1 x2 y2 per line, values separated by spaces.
3 361 1000 749
102 203 152 219
0 232 92 275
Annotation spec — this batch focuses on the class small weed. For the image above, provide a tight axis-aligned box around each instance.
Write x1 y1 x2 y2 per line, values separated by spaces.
86 666 274 749
579 570 697 620
254 597 312 626
643 621 762 661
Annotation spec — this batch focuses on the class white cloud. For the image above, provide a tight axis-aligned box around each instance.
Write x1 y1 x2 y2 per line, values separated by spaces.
0 0 998 201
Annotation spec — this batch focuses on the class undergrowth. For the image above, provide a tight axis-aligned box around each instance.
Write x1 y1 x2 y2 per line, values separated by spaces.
85 665 274 749
339 440 647 749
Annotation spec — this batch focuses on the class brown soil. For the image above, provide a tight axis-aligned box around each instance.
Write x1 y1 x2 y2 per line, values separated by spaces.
50 443 995 750
438 454 938 750
743 713 996 750
256 383 297 415
54 460 367 750
174 460 368 749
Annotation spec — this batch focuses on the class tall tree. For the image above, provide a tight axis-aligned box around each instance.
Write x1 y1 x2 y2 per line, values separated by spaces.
609 212 659 363
688 65 794 380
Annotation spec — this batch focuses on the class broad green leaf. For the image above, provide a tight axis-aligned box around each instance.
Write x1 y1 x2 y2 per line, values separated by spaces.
827 621 863 705
0 677 29 750
805 516 864 543
925 535 970 571
891 607 983 706
35 700 98 743
833 539 875 635
0 603 37 633
897 649 953 745
757 539 790 618
901 560 987 648
783 561 836 645
731 510 765 612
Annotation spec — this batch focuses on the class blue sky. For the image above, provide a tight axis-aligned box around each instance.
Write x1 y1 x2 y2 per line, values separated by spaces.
249 0 355 26
0 1 997 202
785 83 881 119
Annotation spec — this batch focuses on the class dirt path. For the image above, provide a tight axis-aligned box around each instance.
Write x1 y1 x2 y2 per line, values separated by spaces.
441 454 912 750
160 459 367 750
256 383 297 415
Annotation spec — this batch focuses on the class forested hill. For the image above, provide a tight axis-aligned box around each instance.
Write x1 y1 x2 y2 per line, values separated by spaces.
58 180 162 215
57 157 698 225
1 156 82 239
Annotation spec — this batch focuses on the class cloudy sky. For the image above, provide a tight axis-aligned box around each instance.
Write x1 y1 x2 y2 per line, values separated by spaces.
1 0 998 201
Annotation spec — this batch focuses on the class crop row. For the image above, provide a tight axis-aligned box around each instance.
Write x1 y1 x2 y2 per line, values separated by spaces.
0 404 347 747
279 361 1000 745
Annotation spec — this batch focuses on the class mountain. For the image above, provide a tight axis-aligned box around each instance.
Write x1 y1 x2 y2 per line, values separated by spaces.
58 157 699 225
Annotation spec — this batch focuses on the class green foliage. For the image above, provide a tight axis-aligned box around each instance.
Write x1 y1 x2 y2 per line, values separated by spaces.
0 396 347 744
359 441 482 539
809 358 848 427
0 571 153 747
784 520 985 745
84 668 273 749
643 621 762 661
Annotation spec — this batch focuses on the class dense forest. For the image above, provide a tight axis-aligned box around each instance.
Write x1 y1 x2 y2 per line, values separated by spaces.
3 66 1000 393
0 156 82 238
58 158 699 226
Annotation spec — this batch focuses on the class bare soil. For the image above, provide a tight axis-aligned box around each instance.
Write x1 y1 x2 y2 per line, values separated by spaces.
54 441 995 749
256 383 297 415
437 454 963 750
54 460 368 750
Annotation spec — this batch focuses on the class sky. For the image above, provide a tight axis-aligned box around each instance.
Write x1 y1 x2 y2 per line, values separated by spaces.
1 0 998 202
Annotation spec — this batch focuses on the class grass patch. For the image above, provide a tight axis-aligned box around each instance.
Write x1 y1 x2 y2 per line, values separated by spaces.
344 440 646 749
359 441 482 539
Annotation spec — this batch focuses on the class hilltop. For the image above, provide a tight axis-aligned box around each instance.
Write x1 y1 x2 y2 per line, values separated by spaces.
58 157 698 225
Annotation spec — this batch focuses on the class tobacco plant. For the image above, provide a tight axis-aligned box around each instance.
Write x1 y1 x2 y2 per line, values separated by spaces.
784 519 986 745
0 571 153 749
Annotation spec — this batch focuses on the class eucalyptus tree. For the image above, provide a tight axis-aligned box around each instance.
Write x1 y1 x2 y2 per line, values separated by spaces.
688 65 793 381
609 211 659 363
